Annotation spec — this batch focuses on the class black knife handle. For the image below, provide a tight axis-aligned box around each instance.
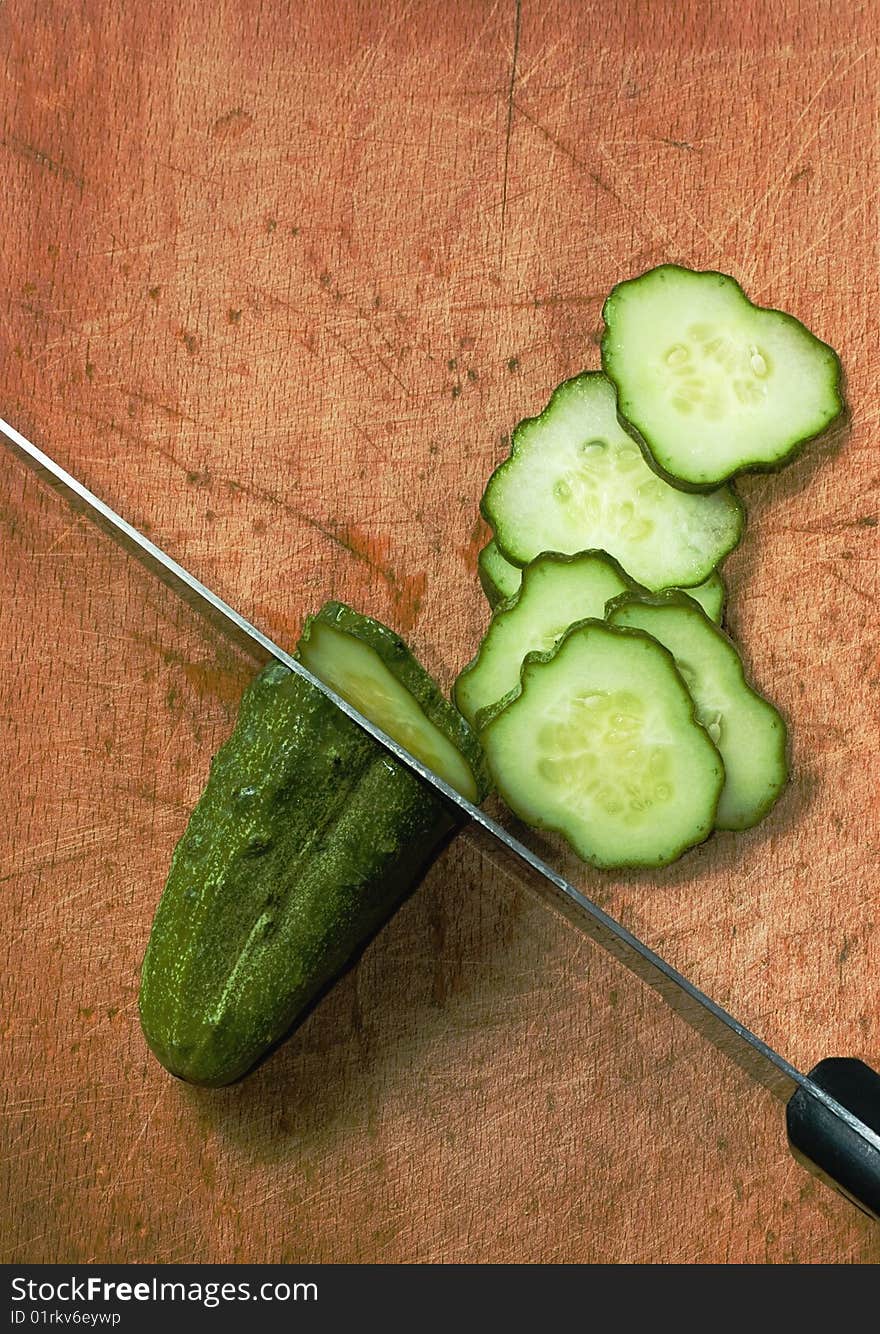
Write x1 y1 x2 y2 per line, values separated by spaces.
786 1058 880 1220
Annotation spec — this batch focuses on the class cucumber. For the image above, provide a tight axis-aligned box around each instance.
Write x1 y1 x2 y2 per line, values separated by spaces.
606 593 788 830
478 536 725 622
686 570 725 624
139 607 488 1087
481 373 743 590
456 550 636 727
478 539 522 608
479 620 724 869
459 550 729 728
601 265 844 489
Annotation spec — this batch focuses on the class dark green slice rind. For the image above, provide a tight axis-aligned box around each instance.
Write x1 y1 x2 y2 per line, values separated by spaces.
462 551 722 732
480 534 725 623
456 549 646 729
601 264 845 492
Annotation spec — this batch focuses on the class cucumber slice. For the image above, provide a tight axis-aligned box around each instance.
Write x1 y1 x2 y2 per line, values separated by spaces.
481 373 743 590
478 539 522 608
686 570 725 624
456 550 636 727
478 536 725 623
298 602 488 803
479 620 724 869
601 265 844 489
606 593 788 830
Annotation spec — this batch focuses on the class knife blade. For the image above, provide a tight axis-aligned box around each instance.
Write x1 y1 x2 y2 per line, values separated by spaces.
3 413 878 1220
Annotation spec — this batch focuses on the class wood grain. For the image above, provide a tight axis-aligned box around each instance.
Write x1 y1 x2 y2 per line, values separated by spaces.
1 0 878 1263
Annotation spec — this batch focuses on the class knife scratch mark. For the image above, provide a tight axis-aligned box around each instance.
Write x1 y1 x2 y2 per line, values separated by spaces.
594 145 677 252
499 0 522 266
1 1230 55 1262
126 388 198 424
446 0 503 96
822 562 879 609
2 1088 175 1115
41 515 87 556
0 134 84 190
76 997 139 1043
510 103 638 264
515 38 561 95
0 824 125 885
129 435 371 563
223 475 367 557
7 874 126 949
327 327 411 399
739 104 838 274
99 1085 170 1205
754 192 876 297
719 47 870 259
329 0 417 121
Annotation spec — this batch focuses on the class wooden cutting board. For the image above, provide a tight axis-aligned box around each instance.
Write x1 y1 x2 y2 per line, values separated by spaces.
2 0 878 1263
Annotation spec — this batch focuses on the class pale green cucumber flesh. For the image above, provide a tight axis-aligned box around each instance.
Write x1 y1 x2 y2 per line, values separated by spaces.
300 620 480 800
480 621 724 869
456 550 636 727
685 570 725 624
459 551 727 729
606 593 788 830
601 265 844 489
478 539 522 607
481 372 743 589
299 602 489 802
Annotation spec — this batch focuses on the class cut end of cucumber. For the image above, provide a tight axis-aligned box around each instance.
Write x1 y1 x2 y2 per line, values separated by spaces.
298 604 488 803
480 620 724 869
602 265 844 488
481 373 743 589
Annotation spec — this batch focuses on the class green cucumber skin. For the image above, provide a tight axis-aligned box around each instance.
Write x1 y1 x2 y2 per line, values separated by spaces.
480 372 746 577
479 541 724 622
601 264 846 494
613 405 842 498
139 662 459 1087
301 601 490 800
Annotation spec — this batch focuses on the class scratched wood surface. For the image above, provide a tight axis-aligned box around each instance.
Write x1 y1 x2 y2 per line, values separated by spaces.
1 0 878 1264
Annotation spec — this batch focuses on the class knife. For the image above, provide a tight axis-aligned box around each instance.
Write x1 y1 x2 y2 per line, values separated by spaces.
4 413 879 1222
